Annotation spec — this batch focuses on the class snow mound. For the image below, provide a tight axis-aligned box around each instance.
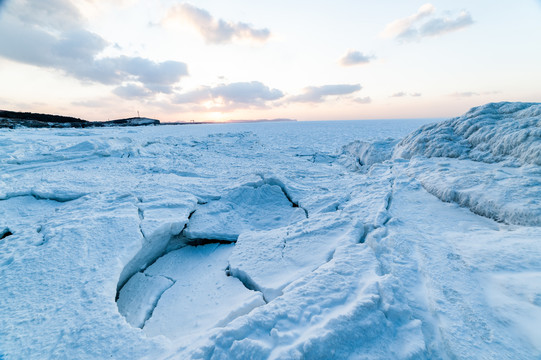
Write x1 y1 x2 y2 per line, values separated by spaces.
339 139 398 170
393 102 541 166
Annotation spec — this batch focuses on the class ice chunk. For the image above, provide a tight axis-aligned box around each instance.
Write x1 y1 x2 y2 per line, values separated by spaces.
185 183 306 241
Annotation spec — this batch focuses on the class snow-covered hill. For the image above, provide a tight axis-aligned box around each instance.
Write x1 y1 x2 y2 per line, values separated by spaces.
1 104 539 359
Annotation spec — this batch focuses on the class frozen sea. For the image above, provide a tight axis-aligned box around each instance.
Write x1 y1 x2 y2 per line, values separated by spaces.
1 102 540 359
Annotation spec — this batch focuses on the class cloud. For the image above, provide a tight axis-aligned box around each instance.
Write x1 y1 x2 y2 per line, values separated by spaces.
354 97 372 104
450 91 479 97
381 3 473 41
164 3 270 44
289 84 362 103
174 81 283 110
0 7 188 98
112 84 152 99
449 91 502 98
381 3 435 39
420 11 473 37
390 92 422 98
340 50 374 66
5 0 84 31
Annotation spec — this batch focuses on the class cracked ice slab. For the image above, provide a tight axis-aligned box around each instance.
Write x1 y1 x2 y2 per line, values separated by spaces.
184 183 307 241
0 194 169 359
117 191 198 289
228 212 364 301
141 243 265 339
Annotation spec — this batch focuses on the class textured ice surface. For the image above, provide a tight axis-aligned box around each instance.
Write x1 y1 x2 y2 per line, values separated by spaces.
1 105 540 359
393 102 541 165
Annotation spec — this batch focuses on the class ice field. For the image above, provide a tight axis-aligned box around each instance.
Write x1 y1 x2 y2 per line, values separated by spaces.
1 102 540 359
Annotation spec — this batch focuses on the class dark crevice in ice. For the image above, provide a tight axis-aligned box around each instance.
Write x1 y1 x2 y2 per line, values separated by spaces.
227 265 269 304
0 191 85 203
359 224 373 244
359 166 396 243
136 197 144 221
254 174 309 218
382 170 395 226
185 237 237 246
1 228 13 240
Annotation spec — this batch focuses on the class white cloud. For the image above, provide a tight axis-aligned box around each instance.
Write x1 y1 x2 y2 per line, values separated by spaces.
390 92 422 98
340 51 374 66
450 91 480 97
164 3 270 44
381 3 473 41
381 3 435 39
6 0 84 31
420 11 474 37
289 84 362 103
391 91 407 98
174 81 283 110
0 3 188 99
354 97 371 104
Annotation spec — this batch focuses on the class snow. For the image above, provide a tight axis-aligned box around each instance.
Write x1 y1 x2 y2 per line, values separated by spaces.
1 104 540 359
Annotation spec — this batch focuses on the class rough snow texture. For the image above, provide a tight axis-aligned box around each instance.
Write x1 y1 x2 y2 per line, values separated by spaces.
392 102 541 226
339 138 398 170
393 102 541 166
1 106 540 359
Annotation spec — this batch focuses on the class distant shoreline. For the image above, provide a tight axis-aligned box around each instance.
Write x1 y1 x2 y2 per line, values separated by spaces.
0 109 297 129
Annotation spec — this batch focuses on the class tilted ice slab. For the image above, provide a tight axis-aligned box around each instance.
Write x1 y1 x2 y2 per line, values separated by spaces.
393 102 541 166
185 180 307 241
118 189 198 289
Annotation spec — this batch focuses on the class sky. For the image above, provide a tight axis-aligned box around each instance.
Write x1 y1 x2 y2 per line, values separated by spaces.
0 0 540 122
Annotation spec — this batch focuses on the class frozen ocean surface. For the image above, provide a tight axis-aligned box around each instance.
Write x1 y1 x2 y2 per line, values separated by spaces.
0 103 540 359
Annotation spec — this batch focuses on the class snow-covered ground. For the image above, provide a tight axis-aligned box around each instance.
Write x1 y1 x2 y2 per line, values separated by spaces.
1 102 540 359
